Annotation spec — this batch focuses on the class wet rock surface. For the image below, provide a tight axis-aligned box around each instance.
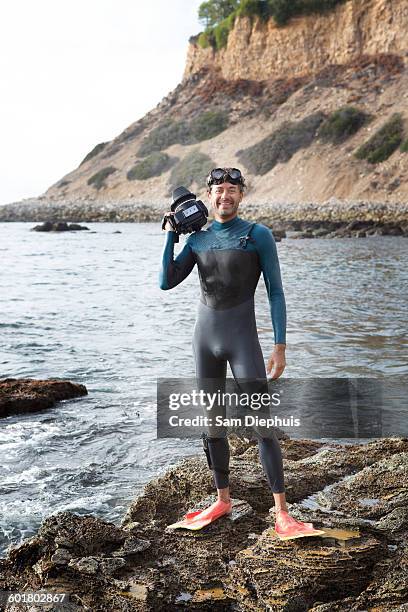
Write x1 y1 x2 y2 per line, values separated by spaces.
226 526 385 610
0 378 88 418
0 437 407 610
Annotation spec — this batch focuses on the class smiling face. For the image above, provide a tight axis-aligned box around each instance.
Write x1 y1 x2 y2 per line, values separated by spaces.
207 182 244 222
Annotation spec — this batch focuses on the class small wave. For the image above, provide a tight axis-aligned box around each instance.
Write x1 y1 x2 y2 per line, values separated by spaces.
1 465 44 485
54 493 114 514
0 421 61 446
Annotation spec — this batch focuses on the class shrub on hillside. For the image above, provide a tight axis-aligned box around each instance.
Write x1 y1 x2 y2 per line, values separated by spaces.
80 142 108 166
400 138 408 153
198 0 267 49
57 180 70 189
269 0 348 24
138 111 229 157
318 106 370 144
126 152 177 181
355 113 404 164
237 112 325 174
297 0 347 15
237 0 271 20
87 166 117 190
117 121 145 143
168 150 215 191
213 12 237 48
190 110 229 141
197 30 214 48
102 144 122 159
267 0 294 25
138 120 191 157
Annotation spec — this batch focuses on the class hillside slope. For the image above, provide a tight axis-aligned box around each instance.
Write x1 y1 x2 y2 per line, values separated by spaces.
7 0 408 212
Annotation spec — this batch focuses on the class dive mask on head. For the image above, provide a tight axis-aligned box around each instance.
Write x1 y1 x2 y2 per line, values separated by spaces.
206 167 245 188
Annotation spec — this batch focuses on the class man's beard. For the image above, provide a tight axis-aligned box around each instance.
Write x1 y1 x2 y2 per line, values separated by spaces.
218 202 237 216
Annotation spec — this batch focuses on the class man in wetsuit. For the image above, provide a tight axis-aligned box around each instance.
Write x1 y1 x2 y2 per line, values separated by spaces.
160 167 312 535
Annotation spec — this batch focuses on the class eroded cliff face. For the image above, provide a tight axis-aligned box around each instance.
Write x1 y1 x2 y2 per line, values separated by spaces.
4 0 408 213
184 0 408 81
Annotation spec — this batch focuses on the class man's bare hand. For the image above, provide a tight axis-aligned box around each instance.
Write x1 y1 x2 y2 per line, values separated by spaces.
266 344 286 380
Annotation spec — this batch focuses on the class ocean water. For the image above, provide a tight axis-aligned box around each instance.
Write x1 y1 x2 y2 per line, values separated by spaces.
0 221 407 557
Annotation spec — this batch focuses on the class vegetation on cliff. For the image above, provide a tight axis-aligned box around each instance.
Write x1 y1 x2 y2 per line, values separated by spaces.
237 112 324 174
318 106 370 144
197 0 349 49
127 152 177 181
138 110 229 156
87 166 117 190
355 113 404 164
80 142 108 166
168 149 215 191
116 120 146 143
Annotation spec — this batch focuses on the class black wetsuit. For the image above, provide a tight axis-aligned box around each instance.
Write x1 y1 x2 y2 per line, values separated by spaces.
160 216 286 493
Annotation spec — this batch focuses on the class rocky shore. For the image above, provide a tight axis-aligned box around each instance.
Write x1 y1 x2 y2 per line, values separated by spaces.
0 378 88 418
1 198 408 239
1 434 407 610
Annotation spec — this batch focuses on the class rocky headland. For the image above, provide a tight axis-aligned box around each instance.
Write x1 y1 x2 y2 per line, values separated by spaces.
1 381 407 609
1 434 407 610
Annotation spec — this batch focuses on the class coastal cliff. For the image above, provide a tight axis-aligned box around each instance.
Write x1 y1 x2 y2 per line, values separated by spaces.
2 0 408 220
184 0 408 80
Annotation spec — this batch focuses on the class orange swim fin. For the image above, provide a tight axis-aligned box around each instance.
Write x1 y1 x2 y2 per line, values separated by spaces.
184 510 203 520
167 500 232 531
274 510 325 540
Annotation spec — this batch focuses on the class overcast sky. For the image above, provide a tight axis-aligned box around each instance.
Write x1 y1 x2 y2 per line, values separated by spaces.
0 0 203 205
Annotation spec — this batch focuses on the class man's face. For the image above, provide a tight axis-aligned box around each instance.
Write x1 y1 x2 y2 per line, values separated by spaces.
207 182 243 221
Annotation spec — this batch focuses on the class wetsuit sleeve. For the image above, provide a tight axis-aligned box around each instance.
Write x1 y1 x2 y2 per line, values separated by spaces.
159 231 196 290
253 225 287 344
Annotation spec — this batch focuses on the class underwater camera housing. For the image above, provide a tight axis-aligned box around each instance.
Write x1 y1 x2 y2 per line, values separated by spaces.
162 186 208 241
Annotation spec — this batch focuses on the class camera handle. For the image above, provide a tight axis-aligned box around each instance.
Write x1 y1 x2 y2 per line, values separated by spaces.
161 213 180 243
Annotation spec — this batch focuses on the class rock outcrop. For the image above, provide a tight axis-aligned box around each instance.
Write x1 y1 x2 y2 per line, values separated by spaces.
0 378 88 418
1 436 407 610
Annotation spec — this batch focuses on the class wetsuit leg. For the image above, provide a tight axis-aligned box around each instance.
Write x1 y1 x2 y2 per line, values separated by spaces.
193 316 230 489
225 299 285 494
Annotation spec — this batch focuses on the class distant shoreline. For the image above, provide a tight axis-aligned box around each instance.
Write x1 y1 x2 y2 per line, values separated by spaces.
1 198 408 237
